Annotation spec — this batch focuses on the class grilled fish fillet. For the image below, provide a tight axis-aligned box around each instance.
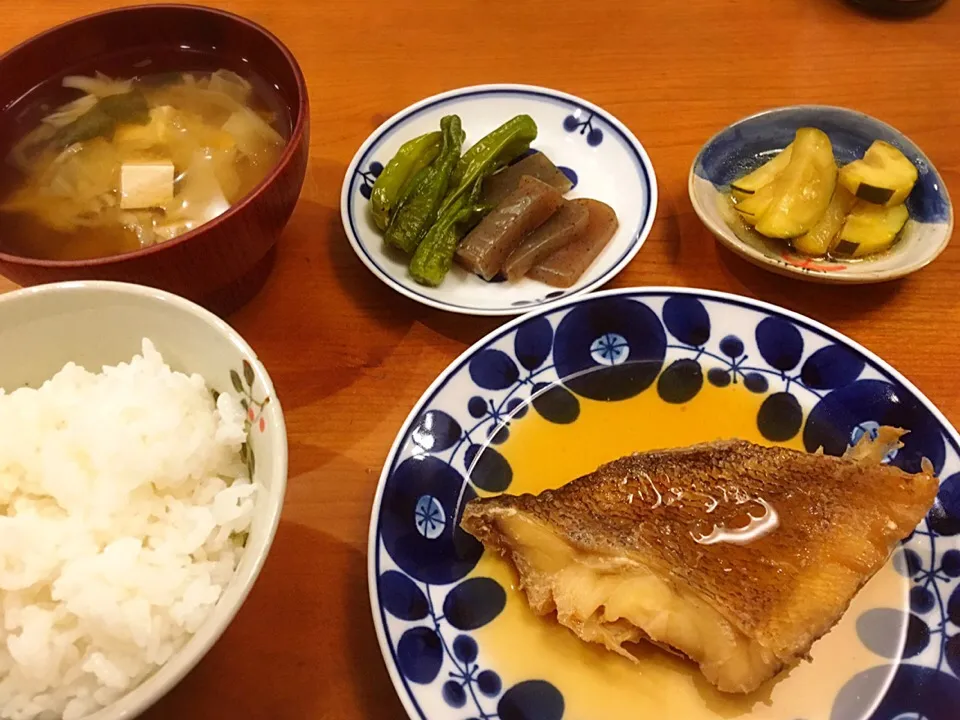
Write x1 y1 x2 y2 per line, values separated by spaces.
460 430 938 693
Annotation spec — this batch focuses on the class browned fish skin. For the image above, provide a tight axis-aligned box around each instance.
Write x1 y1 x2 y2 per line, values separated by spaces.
461 438 938 692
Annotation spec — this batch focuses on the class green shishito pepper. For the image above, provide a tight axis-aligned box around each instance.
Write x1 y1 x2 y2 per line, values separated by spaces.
441 114 538 216
384 115 463 254
409 115 538 286
410 180 489 287
370 131 442 231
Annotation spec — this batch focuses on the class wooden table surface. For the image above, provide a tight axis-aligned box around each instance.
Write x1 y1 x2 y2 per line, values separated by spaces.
2 0 960 717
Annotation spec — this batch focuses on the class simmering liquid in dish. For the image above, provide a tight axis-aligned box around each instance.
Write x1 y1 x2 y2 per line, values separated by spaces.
471 379 905 719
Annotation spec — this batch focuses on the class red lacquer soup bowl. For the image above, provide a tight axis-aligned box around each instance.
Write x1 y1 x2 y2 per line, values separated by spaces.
0 4 309 314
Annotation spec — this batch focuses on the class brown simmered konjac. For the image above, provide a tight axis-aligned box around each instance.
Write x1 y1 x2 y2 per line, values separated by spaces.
480 151 573 207
368 114 620 288
456 178 621 285
528 199 619 287
503 199 589 281
456 176 564 281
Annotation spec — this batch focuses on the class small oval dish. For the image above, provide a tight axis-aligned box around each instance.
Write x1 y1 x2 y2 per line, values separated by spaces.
341 84 657 316
689 105 953 283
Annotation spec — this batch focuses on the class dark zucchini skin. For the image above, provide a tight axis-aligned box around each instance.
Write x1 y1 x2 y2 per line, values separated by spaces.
833 239 859 256
854 183 895 205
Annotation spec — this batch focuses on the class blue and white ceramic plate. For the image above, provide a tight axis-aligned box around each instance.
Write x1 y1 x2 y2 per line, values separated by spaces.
369 287 960 720
342 84 657 316
690 106 953 283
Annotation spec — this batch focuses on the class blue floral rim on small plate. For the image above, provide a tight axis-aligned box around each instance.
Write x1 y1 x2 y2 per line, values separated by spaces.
341 84 658 316
369 286 960 720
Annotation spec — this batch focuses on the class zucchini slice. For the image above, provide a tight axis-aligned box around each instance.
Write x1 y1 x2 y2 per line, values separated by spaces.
838 140 918 207
792 186 857 256
755 128 838 239
833 201 909 258
729 143 794 195
732 182 776 225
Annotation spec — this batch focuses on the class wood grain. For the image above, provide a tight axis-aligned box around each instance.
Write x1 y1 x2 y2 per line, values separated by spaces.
0 1 958 717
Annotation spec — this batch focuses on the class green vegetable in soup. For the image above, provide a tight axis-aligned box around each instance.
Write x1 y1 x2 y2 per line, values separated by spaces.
98 90 150 124
441 114 537 216
52 107 114 148
384 115 463 254
371 131 442 231
52 90 150 148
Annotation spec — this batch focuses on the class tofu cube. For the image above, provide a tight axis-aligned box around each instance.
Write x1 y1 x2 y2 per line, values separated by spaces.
120 161 175 209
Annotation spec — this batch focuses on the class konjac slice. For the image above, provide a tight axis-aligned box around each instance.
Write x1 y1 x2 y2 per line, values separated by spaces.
792 186 856 256
527 198 618 288
503 199 589 281
729 143 794 195
755 128 837 239
481 152 573 207
456 175 564 281
838 140 918 207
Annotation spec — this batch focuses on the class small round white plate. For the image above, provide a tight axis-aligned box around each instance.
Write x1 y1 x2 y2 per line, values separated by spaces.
341 84 657 316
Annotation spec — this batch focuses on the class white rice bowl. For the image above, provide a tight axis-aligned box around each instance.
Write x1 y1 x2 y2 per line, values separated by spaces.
0 339 257 719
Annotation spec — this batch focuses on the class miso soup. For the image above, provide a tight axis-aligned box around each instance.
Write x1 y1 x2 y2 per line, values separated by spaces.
0 65 290 260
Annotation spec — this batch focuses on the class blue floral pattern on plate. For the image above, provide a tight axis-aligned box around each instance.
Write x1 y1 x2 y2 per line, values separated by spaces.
563 109 604 147
370 287 960 719
357 161 383 200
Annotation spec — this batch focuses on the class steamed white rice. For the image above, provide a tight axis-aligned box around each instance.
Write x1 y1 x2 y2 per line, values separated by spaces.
0 340 258 719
